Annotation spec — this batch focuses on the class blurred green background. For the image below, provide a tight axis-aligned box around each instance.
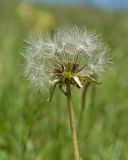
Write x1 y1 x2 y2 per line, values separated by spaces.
0 1 128 160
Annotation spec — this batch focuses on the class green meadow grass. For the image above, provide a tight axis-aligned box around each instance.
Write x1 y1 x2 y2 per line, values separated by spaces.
0 2 128 160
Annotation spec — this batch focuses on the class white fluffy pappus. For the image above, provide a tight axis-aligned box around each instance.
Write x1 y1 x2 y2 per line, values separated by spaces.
23 25 111 92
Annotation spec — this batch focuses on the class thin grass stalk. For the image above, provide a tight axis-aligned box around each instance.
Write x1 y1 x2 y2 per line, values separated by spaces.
79 82 90 127
91 84 96 108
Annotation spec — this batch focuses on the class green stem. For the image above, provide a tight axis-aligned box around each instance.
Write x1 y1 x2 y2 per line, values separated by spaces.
79 82 90 126
66 80 80 160
91 84 96 108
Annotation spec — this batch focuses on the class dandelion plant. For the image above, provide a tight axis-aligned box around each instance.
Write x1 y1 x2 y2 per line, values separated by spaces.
23 25 111 160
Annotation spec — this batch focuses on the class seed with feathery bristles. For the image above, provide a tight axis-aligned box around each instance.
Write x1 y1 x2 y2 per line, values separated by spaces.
23 25 111 93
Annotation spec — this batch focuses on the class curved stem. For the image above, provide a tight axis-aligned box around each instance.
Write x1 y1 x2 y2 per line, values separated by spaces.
79 82 90 126
91 84 96 108
66 80 80 160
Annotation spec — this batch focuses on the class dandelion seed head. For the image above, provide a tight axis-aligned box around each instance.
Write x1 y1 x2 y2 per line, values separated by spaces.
23 25 111 92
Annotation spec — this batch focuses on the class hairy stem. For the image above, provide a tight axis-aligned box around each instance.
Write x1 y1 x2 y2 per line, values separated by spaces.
66 80 80 160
